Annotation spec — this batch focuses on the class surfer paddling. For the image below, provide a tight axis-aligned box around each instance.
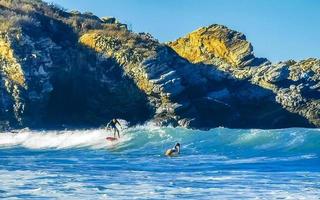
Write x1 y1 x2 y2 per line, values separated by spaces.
165 143 181 156
106 118 122 139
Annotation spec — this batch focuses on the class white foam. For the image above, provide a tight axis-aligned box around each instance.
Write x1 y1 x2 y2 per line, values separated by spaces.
1 169 315 200
0 126 319 155
0 129 131 150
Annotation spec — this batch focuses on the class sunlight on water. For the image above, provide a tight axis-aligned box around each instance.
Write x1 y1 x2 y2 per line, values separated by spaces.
0 125 319 199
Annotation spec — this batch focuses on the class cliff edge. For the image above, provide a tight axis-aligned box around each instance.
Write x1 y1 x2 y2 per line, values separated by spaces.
0 0 318 129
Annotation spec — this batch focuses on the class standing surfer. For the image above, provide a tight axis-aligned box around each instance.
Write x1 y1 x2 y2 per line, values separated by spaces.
106 118 122 138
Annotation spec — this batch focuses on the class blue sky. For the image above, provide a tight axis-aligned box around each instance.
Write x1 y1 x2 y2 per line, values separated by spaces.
45 0 320 62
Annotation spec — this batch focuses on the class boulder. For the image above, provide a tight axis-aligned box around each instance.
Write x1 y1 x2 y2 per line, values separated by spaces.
101 17 116 24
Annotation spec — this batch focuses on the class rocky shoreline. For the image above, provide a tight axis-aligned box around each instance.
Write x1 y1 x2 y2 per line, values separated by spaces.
0 0 318 130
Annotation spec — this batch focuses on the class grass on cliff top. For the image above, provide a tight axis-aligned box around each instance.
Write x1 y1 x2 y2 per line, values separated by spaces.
85 24 159 51
0 0 103 33
0 0 159 49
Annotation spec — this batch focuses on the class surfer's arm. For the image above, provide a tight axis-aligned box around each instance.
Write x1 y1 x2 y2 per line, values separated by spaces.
115 120 122 128
105 122 111 129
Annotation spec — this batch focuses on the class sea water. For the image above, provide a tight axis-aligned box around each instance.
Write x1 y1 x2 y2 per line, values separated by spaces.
0 125 319 199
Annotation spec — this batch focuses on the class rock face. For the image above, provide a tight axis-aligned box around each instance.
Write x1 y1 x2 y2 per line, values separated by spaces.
168 26 320 127
168 24 269 67
0 0 318 129
0 0 151 128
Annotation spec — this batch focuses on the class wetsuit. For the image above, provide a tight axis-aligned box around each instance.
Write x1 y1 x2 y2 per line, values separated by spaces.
106 119 121 138
165 144 180 156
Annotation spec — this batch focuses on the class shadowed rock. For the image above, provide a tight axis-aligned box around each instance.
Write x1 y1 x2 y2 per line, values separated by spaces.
0 0 318 129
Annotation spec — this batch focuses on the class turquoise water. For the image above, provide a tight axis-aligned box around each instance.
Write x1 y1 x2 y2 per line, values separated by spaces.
0 125 319 199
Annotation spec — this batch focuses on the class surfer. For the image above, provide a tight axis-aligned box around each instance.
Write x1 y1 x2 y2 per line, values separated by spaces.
106 118 122 138
165 143 180 156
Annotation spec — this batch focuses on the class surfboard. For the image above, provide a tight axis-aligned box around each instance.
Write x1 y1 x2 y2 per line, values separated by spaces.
106 137 117 141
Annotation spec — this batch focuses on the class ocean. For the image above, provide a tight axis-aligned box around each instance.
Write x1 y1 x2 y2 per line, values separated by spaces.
0 125 319 199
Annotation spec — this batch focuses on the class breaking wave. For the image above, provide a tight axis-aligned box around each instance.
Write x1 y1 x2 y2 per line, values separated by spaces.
0 125 319 157
1 125 319 199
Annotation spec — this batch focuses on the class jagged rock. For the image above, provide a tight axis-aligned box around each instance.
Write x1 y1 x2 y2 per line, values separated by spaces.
168 24 319 127
168 24 269 67
276 88 305 108
101 17 127 30
70 10 81 15
79 28 193 124
0 0 318 129
263 64 289 83
0 1 151 128
101 17 117 24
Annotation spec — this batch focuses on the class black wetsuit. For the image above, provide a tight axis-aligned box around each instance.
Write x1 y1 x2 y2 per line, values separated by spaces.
106 119 121 138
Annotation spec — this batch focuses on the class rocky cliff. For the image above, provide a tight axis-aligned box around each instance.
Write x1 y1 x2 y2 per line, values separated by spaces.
0 0 151 129
168 24 320 127
168 24 269 67
0 0 318 129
